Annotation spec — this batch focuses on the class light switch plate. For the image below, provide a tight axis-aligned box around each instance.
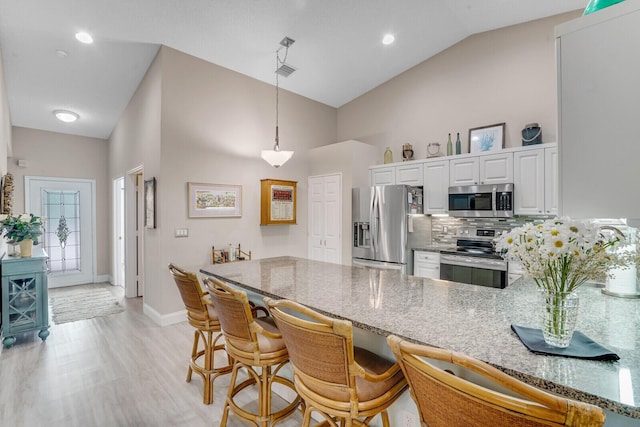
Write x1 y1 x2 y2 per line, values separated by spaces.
175 228 188 238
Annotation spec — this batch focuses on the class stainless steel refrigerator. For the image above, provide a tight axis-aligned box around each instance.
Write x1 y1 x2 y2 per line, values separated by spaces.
352 185 431 274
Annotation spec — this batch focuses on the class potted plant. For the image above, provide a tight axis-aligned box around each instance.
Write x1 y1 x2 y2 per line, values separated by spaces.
0 213 44 258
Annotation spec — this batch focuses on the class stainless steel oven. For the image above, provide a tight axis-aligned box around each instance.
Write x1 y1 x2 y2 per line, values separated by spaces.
439 227 508 289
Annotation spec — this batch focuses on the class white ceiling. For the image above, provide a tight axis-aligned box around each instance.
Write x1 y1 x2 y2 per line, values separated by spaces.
0 0 587 140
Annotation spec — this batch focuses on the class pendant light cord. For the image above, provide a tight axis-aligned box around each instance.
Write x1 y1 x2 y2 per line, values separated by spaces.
274 46 289 151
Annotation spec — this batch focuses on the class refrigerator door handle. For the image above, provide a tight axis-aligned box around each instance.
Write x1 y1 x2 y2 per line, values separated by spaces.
371 190 379 252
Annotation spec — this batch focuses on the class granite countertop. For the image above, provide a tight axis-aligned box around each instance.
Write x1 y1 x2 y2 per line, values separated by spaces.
200 256 640 419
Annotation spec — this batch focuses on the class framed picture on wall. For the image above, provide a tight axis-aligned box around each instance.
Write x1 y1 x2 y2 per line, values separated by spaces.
469 123 505 154
144 177 156 229
188 182 242 218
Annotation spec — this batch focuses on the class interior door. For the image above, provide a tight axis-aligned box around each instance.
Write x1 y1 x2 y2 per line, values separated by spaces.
113 177 125 288
308 176 325 261
26 176 95 287
323 174 341 264
308 174 342 264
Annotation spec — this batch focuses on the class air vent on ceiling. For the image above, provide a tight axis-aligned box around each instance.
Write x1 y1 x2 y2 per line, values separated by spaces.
276 63 296 77
276 36 296 77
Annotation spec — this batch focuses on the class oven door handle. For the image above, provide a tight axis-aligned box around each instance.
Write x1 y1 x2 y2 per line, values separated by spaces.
440 254 507 271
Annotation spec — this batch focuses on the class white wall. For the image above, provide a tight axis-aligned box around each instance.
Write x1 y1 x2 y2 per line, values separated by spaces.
110 46 337 317
309 140 378 263
109 48 163 310
0 47 9 256
337 11 582 161
0 46 10 166
8 127 109 276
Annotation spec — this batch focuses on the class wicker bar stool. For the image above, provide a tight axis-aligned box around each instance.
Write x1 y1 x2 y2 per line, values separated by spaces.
386 335 606 427
168 264 232 404
204 277 301 427
264 297 407 427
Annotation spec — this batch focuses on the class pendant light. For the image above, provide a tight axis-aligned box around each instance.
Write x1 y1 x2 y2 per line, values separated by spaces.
261 37 295 168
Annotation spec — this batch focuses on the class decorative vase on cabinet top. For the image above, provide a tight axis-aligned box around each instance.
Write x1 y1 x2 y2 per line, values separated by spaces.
384 147 393 164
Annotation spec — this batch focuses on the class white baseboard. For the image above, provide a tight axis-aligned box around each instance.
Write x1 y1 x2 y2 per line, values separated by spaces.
143 303 186 326
95 274 111 283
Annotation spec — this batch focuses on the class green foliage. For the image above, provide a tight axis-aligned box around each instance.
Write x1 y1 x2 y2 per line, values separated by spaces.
0 213 44 244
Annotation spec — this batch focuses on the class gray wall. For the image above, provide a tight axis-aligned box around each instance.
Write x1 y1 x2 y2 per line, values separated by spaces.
110 46 337 317
336 11 582 161
8 127 109 277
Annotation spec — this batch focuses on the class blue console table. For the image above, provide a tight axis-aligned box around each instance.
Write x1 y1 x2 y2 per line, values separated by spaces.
1 247 49 348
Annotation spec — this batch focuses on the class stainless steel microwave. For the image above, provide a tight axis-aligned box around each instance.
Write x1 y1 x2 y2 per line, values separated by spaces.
448 183 514 218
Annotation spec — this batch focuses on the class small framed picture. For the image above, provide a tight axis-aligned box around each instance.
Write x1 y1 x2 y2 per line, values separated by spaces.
144 177 156 229
469 123 505 154
188 182 242 218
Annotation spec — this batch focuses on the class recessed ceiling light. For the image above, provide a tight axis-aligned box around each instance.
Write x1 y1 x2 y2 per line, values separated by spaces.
75 31 93 44
56 49 69 58
382 34 395 45
53 110 79 123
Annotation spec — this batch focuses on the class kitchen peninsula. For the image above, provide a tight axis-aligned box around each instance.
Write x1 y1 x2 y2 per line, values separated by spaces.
200 257 640 421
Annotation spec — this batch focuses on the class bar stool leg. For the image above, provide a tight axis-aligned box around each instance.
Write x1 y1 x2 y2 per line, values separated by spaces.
187 330 199 383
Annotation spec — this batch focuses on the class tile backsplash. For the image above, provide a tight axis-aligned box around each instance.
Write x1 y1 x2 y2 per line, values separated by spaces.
431 216 550 246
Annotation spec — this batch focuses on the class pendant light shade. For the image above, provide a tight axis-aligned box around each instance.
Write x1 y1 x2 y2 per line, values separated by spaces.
261 149 294 168
262 37 295 168
261 126 294 168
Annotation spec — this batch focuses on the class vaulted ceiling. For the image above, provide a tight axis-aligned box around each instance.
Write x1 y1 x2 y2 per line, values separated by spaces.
0 0 587 139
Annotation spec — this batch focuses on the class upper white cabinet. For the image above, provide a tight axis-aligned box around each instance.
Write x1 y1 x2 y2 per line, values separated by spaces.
449 157 479 186
514 149 545 215
514 145 557 215
423 160 449 213
395 163 424 186
370 166 395 186
480 153 513 184
556 2 640 218
450 153 512 186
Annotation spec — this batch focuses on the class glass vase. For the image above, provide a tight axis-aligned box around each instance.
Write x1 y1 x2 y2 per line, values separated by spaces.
540 291 579 348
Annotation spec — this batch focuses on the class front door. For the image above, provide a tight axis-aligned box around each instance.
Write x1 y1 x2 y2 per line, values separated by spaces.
26 176 96 287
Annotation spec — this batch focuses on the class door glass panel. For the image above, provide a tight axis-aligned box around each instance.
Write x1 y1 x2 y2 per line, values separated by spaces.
43 189 81 274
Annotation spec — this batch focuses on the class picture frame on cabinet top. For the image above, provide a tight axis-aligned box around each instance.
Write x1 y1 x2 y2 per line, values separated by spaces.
469 123 505 154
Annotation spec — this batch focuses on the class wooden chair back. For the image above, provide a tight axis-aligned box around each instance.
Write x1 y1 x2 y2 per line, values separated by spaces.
386 335 606 427
265 298 360 398
168 263 207 314
204 277 256 347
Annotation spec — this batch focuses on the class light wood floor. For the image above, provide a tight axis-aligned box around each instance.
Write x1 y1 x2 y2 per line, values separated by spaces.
0 284 304 427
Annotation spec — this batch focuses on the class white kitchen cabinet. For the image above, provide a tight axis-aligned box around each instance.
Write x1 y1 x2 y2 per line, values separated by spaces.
450 153 512 186
370 166 395 186
479 153 513 184
513 145 558 215
514 149 545 215
544 146 558 216
449 157 479 186
423 159 450 214
413 251 440 279
556 2 640 218
308 174 342 264
395 162 424 186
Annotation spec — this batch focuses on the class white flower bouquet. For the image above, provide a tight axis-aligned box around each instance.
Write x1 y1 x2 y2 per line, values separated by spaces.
495 218 626 293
